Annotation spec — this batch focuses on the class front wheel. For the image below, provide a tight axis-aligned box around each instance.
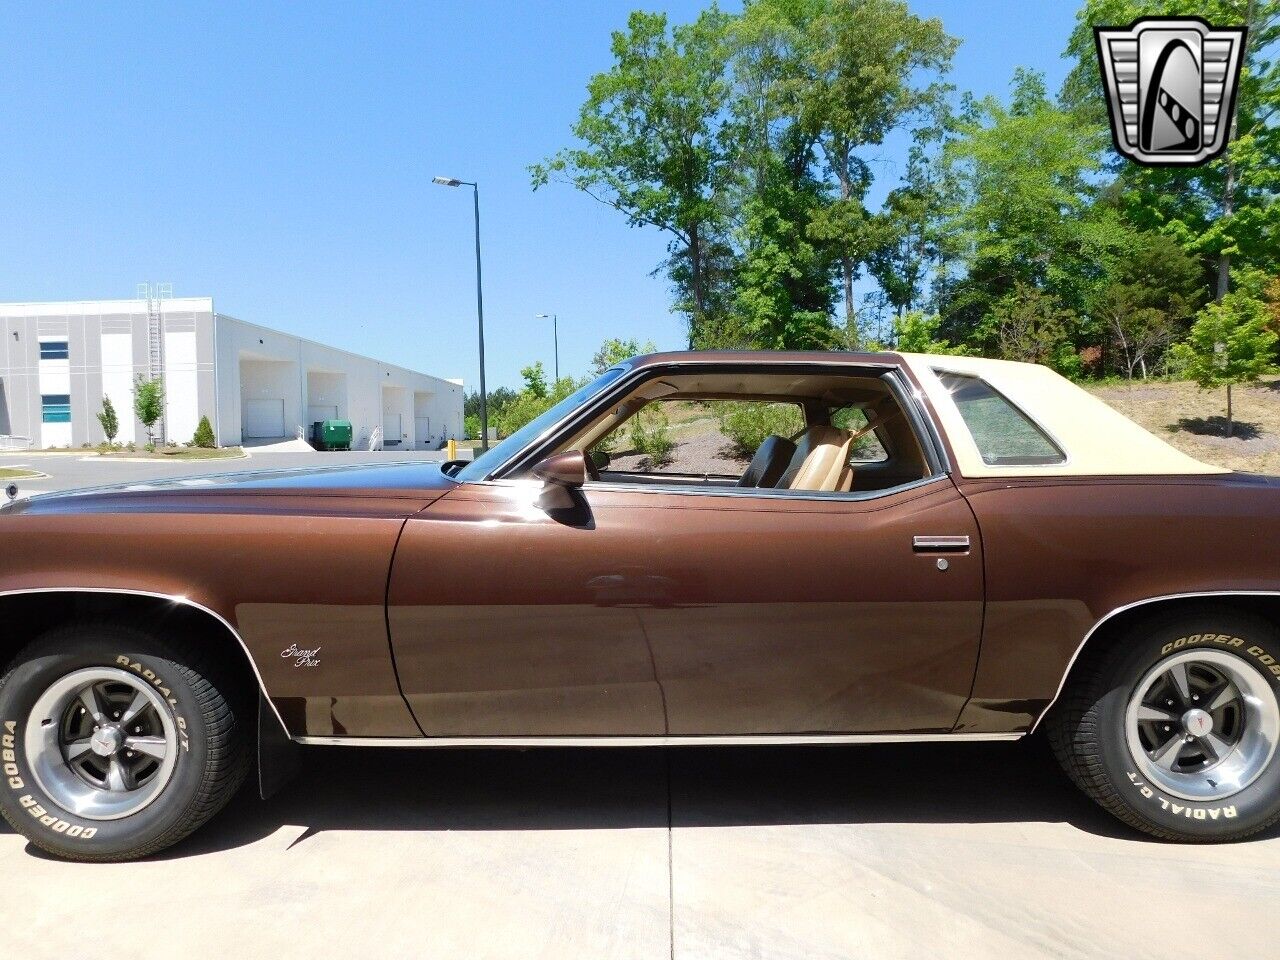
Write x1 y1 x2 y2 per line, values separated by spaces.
1049 608 1280 842
0 624 250 861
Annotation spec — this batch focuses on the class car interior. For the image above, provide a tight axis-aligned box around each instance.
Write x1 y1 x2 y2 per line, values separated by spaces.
539 369 935 496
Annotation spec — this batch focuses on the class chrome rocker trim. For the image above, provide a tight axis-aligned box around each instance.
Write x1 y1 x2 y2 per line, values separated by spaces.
0 587 290 736
294 732 1025 747
1028 589 1280 735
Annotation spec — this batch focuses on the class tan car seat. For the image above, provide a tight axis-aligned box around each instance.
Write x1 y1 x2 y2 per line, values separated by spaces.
782 426 855 492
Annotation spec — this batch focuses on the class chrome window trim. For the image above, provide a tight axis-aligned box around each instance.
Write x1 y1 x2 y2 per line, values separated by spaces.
577 473 949 504
294 732 1024 747
0 587 290 736
1028 590 1280 734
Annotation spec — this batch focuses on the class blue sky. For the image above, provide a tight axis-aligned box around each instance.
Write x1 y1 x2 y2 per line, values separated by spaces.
0 1 1080 390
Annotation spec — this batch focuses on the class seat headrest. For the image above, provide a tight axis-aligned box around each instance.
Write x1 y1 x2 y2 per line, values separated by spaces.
783 426 855 492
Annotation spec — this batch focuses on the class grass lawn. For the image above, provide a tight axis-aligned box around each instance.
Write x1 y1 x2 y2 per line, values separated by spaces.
95 446 246 460
1089 378 1280 475
0 468 42 480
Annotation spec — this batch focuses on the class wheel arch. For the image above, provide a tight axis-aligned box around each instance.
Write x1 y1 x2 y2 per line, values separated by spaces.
0 587 288 737
1031 590 1280 734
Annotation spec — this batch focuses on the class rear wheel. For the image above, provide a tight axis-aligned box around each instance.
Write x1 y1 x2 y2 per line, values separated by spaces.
0 623 250 861
1049 607 1280 842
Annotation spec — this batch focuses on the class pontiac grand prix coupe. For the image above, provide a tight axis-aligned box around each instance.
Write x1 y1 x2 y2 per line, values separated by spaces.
3 351 1280 860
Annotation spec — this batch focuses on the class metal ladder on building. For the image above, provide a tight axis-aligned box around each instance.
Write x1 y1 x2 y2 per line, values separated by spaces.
137 282 172 445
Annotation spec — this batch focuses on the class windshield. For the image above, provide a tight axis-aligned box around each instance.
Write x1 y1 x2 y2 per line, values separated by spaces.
455 366 631 482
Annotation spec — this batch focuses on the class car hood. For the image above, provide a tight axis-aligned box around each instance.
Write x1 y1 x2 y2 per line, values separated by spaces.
3 460 460 516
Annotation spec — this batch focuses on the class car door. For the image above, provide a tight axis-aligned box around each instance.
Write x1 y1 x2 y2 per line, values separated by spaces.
387 474 983 737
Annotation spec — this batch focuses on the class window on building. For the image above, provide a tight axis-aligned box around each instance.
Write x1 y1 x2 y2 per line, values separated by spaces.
39 341 69 361
936 371 1065 466
41 394 72 423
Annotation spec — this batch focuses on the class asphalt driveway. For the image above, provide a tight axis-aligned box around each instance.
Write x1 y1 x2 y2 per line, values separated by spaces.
5 741 1280 959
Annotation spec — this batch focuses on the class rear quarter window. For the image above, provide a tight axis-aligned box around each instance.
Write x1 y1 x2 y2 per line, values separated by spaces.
936 371 1065 466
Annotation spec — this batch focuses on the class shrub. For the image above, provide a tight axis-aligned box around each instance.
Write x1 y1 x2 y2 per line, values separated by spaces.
717 402 804 459
629 406 675 466
193 415 216 448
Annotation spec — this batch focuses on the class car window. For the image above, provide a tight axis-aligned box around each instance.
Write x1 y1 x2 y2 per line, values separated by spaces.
456 366 630 481
936 371 1065 466
599 400 804 476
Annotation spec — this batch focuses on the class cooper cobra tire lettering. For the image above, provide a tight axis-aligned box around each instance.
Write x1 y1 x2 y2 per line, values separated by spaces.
1160 636 1280 680
4 721 100 839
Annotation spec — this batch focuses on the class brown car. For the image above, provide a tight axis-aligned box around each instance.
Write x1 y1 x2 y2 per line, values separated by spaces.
3 350 1280 860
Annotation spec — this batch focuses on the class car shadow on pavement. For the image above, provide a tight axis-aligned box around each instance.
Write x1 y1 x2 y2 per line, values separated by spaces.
10 738 1278 859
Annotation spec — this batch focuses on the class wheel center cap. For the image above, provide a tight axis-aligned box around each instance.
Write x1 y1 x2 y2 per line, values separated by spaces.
90 725 123 757
1183 708 1213 738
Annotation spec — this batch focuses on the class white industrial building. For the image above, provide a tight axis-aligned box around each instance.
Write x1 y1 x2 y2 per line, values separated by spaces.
0 295 464 450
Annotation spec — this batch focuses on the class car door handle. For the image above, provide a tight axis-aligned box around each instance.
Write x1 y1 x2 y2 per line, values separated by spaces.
912 535 970 553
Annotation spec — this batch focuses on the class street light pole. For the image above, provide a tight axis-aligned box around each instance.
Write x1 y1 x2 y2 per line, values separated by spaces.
536 313 558 382
433 175 489 452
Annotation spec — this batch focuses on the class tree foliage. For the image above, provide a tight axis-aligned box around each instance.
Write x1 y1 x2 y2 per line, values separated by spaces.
133 377 164 449
96 394 119 444
538 1 1280 380
1170 288 1278 435
592 337 658 374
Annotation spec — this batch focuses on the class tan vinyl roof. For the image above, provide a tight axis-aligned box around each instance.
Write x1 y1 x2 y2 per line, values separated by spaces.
900 353 1228 478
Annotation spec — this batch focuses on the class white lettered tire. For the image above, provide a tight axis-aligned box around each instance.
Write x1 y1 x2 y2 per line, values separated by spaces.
0 623 250 861
1049 608 1280 842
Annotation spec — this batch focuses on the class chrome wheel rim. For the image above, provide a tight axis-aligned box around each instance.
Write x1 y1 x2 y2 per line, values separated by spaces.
24 667 179 820
1125 650 1279 802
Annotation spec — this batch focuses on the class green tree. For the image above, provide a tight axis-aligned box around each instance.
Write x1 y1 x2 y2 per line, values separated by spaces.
96 394 119 445
1089 231 1204 378
591 337 657 374
1169 289 1278 436
494 363 584 437
1063 1 1280 299
192 415 215 448
943 69 1124 349
892 310 968 355
988 283 1080 372
465 387 517 422
133 377 164 449
751 0 955 337
520 362 549 401
532 9 736 346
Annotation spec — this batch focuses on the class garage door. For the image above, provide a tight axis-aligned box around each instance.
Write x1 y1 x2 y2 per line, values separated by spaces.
244 399 286 438
308 404 338 425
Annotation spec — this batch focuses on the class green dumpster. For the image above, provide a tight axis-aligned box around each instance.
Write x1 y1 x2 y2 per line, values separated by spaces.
311 419 352 451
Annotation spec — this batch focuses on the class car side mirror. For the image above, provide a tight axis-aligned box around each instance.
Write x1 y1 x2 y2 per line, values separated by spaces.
532 451 587 489
588 449 610 471
532 451 587 511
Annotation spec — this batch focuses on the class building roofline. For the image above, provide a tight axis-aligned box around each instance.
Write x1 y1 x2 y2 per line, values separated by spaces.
215 312 462 389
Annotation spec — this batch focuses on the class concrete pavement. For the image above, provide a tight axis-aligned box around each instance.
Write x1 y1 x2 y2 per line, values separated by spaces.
5 741 1279 959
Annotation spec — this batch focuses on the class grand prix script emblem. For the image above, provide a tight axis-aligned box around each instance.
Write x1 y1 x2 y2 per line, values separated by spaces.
1095 17 1246 166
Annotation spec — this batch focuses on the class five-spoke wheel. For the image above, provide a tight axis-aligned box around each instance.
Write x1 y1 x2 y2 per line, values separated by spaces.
26 667 180 820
